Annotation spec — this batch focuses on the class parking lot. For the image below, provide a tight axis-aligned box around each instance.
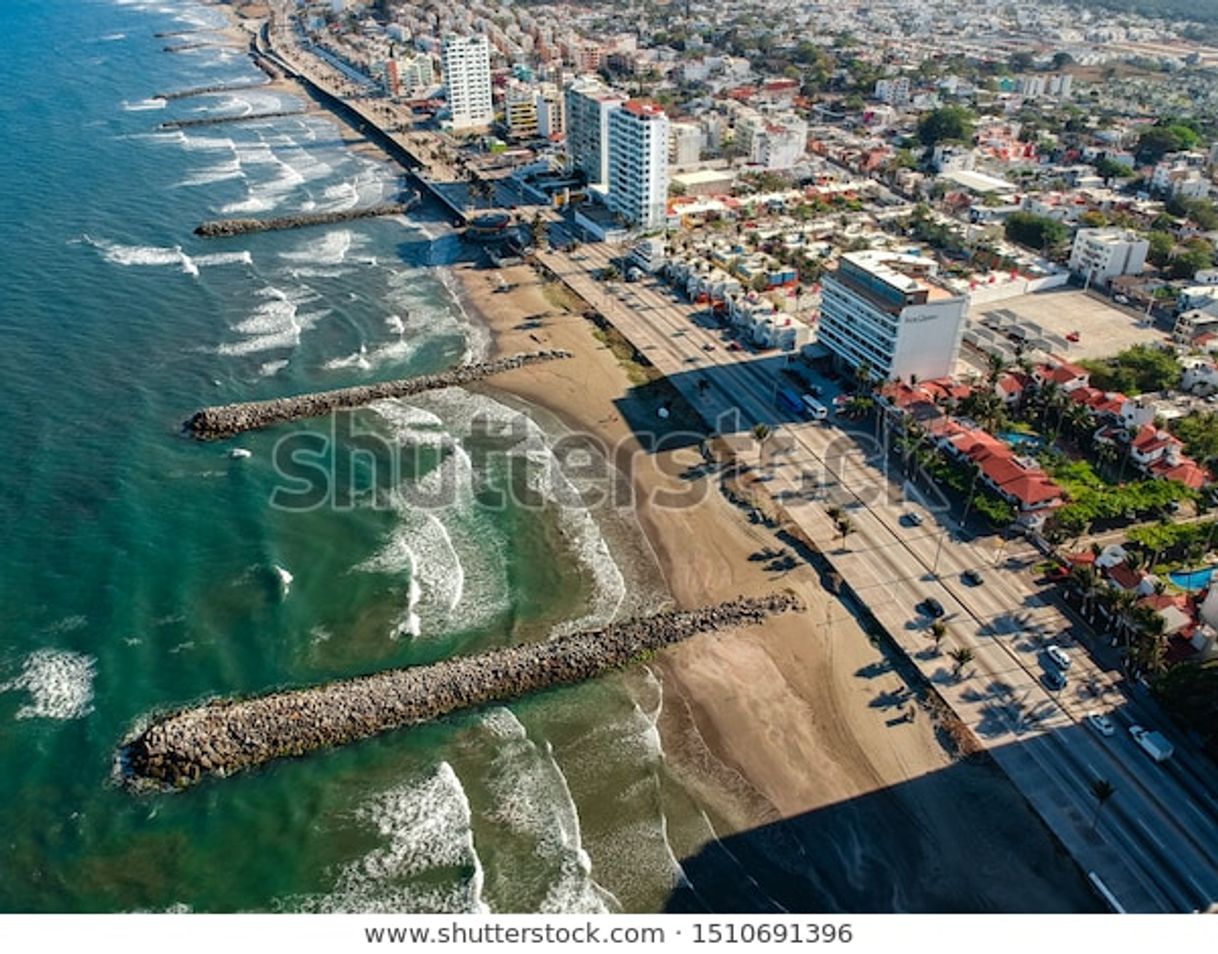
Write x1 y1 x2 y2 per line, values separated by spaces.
970 287 1168 361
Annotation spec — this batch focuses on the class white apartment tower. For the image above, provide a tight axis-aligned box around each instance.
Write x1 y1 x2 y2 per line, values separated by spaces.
818 251 967 382
607 100 670 230
441 35 493 131
565 77 627 190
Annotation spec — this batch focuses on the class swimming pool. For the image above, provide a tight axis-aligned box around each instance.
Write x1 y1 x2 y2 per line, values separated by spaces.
999 431 1045 451
1169 567 1215 591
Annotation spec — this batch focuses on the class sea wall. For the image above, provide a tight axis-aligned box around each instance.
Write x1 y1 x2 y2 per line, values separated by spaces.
183 350 572 440
159 109 306 130
120 594 802 789
155 81 270 101
194 199 415 237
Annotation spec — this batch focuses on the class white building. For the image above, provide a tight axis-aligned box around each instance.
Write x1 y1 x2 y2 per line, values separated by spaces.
1068 229 1149 287
874 76 911 106
535 83 563 138
818 250 967 382
564 77 627 190
607 100 669 230
441 35 493 131
668 121 703 167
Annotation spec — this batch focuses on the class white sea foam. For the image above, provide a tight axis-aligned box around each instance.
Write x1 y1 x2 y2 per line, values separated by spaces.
84 237 248 276
275 565 293 596
259 359 289 377
122 97 165 111
0 649 96 720
218 286 325 357
193 250 253 268
100 32 127 42
177 157 244 187
305 762 488 913
358 509 463 638
42 615 88 635
481 710 617 914
279 230 357 267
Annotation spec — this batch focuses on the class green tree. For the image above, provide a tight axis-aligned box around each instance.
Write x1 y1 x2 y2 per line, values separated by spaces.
1004 212 1068 252
1147 230 1175 268
930 620 947 650
917 106 975 147
1094 157 1134 180
1155 658 1218 752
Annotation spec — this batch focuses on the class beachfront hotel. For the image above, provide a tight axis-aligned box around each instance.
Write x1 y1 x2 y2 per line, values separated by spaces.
564 76 627 191
606 100 670 230
440 35 493 132
818 250 967 383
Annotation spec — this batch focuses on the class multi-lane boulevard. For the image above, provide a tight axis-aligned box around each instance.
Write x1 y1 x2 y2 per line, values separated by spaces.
539 237 1218 913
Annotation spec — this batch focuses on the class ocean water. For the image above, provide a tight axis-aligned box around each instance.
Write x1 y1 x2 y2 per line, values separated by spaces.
0 0 699 912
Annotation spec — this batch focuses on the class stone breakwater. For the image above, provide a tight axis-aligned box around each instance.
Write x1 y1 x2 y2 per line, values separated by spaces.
194 200 415 237
159 109 307 130
155 81 270 101
184 350 572 440
119 594 802 789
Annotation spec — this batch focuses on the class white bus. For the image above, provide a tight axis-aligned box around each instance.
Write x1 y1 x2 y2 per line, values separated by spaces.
801 394 828 420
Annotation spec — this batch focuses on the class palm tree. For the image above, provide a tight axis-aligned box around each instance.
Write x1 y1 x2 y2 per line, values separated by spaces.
529 213 547 249
986 350 1009 387
835 515 856 547
825 504 844 523
930 620 947 650
752 422 773 469
1089 777 1116 832
949 646 975 680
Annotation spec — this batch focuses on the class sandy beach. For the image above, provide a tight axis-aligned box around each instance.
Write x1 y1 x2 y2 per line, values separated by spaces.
455 260 1099 911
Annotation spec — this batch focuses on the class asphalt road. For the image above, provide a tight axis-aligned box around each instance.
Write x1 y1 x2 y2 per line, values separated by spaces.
542 238 1218 912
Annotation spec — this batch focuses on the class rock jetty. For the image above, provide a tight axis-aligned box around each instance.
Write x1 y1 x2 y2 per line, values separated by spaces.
159 109 306 130
155 81 270 102
119 593 802 789
194 200 413 238
184 350 572 440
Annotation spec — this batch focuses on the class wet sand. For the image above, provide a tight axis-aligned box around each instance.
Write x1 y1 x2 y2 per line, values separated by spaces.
454 261 1101 912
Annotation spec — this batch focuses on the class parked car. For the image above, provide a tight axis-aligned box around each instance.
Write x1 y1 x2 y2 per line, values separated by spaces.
727 341 742 352
904 512 924 527
1043 668 1068 691
1087 712 1115 737
920 597 945 618
1114 294 1131 305
1046 644 1071 670
961 568 983 586
1066 330 1081 343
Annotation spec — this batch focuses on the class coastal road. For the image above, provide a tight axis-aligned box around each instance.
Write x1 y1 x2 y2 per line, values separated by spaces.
539 241 1218 912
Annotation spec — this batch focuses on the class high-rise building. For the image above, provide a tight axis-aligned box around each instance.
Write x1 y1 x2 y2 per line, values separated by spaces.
818 251 966 382
441 35 493 131
607 100 669 230
564 77 627 189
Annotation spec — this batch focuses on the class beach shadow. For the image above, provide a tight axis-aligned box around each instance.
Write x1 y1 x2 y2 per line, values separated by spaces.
664 734 1106 913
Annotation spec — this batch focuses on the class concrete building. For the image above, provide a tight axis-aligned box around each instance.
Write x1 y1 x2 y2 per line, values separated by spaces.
504 84 539 139
668 121 703 167
607 100 670 230
535 83 564 138
874 76 911 106
441 35 493 131
1068 229 1149 287
564 77 627 190
818 250 967 382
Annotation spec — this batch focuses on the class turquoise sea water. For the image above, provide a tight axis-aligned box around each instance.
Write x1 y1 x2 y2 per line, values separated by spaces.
0 0 700 912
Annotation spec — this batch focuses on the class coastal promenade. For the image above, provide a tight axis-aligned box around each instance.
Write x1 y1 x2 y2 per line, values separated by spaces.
536 243 1218 913
120 594 800 788
249 15 507 227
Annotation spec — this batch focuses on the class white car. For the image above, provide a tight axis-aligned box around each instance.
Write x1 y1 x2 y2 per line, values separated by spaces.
1046 644 1071 670
1114 294 1131 305
1087 712 1115 737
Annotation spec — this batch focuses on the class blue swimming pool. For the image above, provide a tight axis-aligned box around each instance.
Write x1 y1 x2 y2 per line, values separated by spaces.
999 431 1045 451
1170 567 1215 591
